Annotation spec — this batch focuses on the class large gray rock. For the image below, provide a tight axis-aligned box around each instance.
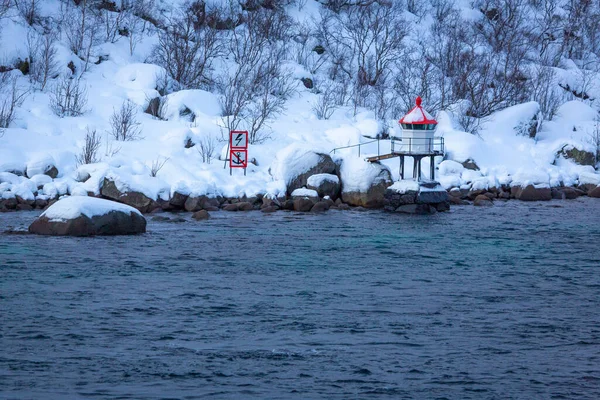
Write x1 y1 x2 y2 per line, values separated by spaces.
100 178 157 213
589 185 600 198
558 145 596 166
285 153 337 195
170 191 189 209
29 197 146 236
511 184 552 201
341 164 393 208
307 173 340 199
417 186 449 204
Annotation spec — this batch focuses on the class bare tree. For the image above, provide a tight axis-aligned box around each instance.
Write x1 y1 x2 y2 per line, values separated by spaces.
312 80 337 120
109 100 142 141
150 157 169 177
15 0 39 25
588 113 600 167
62 0 102 73
27 32 59 91
50 74 88 117
151 4 222 89
0 73 28 135
76 127 101 166
197 135 216 163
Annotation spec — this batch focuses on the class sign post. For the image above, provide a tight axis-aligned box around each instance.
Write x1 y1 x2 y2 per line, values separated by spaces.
228 130 249 176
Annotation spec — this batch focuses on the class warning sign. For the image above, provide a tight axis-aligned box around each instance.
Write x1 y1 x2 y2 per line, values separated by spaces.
230 149 248 168
230 130 248 150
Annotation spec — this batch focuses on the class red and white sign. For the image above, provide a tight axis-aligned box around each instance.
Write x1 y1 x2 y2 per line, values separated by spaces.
230 149 248 168
229 130 248 170
230 130 248 150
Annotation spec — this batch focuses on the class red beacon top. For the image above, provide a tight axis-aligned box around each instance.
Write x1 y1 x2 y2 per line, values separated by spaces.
399 96 437 130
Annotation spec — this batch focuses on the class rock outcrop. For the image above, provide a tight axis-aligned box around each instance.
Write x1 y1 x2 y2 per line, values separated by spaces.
29 197 146 236
100 178 157 213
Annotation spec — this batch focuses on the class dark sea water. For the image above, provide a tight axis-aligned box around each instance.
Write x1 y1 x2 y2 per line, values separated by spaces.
1 199 600 399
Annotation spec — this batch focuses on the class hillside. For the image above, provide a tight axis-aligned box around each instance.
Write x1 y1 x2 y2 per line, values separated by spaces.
1 0 599 206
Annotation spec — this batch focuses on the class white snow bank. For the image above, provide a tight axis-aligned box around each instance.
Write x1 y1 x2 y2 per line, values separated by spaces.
26 154 57 178
307 173 339 186
387 180 420 193
338 156 390 192
271 144 324 185
41 196 142 221
291 188 318 197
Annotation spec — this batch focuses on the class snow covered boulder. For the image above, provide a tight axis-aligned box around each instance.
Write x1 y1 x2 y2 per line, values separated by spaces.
100 178 157 213
417 183 449 205
557 145 596 166
29 197 146 236
26 155 58 179
271 145 337 195
307 174 340 199
339 158 393 208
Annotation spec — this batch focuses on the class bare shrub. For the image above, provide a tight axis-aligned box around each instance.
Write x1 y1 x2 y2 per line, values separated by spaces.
197 135 216 163
15 0 39 25
0 73 28 132
588 114 600 167
529 65 565 122
150 157 169 177
27 32 58 91
109 100 142 141
50 74 88 117
151 4 222 89
62 3 102 72
312 81 337 120
76 127 101 166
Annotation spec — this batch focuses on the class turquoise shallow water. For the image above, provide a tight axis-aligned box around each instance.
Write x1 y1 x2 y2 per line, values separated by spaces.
1 199 600 399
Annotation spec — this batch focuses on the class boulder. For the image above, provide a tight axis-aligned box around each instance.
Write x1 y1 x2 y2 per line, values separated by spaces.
192 210 210 220
100 178 157 213
170 191 189 209
589 185 600 198
237 202 254 211
307 173 340 199
461 159 479 171
272 146 337 195
26 155 58 178
511 184 552 201
474 194 493 207
558 145 596 166
291 188 320 203
293 198 315 212
311 201 330 212
184 195 208 212
29 197 146 236
261 205 278 213
341 163 393 208
223 203 239 211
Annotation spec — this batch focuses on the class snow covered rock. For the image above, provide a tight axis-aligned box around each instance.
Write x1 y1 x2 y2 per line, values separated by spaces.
557 145 596 166
417 183 449 204
339 158 392 208
271 145 337 195
100 178 157 213
29 197 146 236
26 155 58 179
307 174 340 199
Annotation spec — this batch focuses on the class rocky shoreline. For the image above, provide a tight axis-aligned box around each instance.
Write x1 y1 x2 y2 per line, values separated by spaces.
2 181 599 217
2 150 600 217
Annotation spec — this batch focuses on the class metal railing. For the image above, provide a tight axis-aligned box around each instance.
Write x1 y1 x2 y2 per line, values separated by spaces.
330 138 380 157
391 137 444 155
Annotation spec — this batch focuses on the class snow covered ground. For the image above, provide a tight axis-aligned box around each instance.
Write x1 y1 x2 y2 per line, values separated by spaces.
1 0 599 207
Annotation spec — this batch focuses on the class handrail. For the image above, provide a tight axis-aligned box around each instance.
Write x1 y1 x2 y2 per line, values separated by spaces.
330 138 380 157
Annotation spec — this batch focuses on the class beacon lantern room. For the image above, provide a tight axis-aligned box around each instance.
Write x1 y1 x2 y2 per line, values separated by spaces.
397 96 441 154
